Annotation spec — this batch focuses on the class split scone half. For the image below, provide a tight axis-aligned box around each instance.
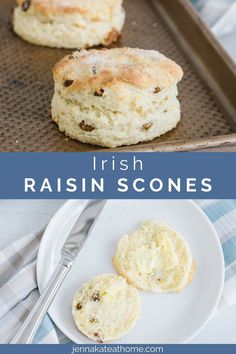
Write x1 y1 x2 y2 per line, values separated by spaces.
13 0 125 48
113 221 196 293
51 47 184 148
72 274 141 343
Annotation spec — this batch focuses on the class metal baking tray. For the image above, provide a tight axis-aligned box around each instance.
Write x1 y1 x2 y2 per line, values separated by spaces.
0 0 236 152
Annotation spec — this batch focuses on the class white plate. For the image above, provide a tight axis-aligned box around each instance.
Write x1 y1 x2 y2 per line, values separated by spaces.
37 200 225 344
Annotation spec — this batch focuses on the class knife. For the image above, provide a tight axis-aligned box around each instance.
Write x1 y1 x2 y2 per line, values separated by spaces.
11 200 106 344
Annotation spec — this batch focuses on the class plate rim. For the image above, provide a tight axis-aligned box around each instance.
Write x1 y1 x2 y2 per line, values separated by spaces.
37 199 225 344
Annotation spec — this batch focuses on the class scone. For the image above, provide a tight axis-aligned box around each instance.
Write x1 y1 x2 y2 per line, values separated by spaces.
51 47 183 148
13 0 125 48
72 274 141 343
113 221 195 293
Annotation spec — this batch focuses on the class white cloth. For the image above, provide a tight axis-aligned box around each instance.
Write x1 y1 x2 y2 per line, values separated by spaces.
192 0 236 61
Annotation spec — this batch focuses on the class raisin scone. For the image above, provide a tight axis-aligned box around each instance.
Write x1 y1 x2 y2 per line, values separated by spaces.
51 47 184 148
113 221 196 293
72 274 141 343
13 0 125 48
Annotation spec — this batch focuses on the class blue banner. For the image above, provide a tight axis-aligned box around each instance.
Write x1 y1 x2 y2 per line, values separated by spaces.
1 344 236 354
0 152 235 199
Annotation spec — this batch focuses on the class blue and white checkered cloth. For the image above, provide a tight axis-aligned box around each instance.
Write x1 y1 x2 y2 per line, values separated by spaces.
1 200 236 344
197 200 236 312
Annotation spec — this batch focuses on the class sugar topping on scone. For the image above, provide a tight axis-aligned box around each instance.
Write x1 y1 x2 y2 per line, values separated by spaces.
53 47 183 92
16 0 123 16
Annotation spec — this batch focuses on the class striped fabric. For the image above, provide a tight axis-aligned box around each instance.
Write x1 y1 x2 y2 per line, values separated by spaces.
0 230 59 344
197 200 236 312
0 200 236 344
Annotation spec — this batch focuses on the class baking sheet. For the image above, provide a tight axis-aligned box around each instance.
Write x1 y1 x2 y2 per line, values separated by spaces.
0 0 236 152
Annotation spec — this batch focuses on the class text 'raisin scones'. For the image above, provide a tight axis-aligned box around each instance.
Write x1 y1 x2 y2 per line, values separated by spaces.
13 0 125 48
51 47 183 148
72 274 141 343
113 221 195 293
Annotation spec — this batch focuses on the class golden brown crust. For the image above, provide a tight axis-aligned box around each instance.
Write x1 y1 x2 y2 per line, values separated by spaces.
17 0 123 16
53 48 183 92
104 29 122 46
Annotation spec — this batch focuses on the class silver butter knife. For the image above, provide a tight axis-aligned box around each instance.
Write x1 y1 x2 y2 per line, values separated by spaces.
11 200 106 344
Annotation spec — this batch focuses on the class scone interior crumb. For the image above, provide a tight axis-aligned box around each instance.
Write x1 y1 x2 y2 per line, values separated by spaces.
72 274 141 343
113 221 195 293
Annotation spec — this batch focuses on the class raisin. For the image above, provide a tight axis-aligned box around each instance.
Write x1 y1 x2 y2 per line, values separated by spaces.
90 317 98 324
91 291 100 302
154 87 161 94
76 303 82 310
21 0 31 12
94 333 103 343
92 66 97 75
143 123 153 131
94 89 104 97
79 121 95 132
63 79 74 88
